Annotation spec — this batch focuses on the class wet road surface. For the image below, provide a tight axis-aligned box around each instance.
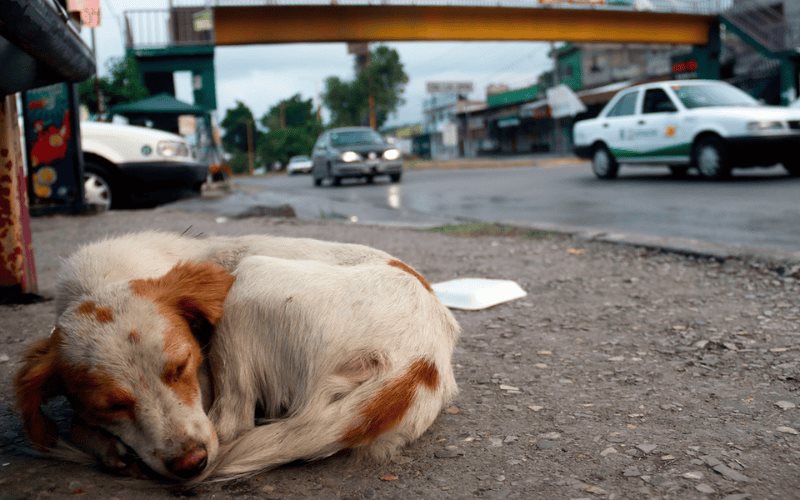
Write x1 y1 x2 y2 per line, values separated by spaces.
172 162 800 251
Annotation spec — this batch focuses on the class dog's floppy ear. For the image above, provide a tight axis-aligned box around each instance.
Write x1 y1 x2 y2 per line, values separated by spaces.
131 261 235 327
15 334 61 449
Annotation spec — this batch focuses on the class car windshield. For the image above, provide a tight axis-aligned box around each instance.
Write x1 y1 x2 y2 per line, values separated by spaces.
671 83 758 109
290 155 309 162
330 130 385 147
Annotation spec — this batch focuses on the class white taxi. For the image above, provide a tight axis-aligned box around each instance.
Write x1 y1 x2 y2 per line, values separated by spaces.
573 80 800 179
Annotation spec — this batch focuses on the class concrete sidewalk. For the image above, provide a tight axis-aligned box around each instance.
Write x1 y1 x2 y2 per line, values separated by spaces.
0 210 798 498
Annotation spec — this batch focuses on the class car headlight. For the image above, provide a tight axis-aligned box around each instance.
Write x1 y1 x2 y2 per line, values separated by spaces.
383 148 401 161
746 121 785 132
157 140 190 158
340 151 362 163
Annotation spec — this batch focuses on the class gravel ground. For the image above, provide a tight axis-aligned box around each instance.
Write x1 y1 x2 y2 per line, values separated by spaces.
0 209 798 499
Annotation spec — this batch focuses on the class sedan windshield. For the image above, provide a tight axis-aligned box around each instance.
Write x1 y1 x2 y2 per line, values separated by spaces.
290 155 310 162
671 83 757 109
330 130 385 147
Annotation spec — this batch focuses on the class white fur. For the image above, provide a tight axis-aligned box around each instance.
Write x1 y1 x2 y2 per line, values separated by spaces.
44 231 459 480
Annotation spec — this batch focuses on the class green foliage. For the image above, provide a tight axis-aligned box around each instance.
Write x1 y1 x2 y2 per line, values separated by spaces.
228 151 252 174
219 100 259 155
322 45 409 129
78 55 149 116
257 94 322 167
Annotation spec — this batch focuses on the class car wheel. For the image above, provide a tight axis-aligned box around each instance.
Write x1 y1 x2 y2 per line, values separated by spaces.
668 165 689 178
83 163 116 210
365 175 374 184
389 173 402 183
694 137 730 180
782 161 800 177
332 176 342 186
591 145 618 180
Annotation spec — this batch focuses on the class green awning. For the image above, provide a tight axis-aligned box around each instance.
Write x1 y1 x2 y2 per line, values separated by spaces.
110 93 207 116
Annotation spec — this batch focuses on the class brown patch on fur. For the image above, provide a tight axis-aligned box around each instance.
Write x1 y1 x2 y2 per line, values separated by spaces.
128 330 141 343
387 259 433 292
340 358 439 447
94 306 113 323
76 301 97 316
76 301 114 323
130 262 234 408
14 332 62 449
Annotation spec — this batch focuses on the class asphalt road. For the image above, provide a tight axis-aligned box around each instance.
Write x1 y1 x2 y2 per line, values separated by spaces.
174 162 800 252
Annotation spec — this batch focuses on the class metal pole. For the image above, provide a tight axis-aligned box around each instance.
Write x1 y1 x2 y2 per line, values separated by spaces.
91 27 105 119
246 119 255 175
550 41 562 154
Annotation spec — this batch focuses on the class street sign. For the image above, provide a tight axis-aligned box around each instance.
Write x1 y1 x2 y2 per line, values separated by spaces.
426 82 474 94
546 84 587 118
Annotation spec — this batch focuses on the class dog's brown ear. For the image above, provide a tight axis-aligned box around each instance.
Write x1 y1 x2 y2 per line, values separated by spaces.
131 261 235 326
15 334 61 449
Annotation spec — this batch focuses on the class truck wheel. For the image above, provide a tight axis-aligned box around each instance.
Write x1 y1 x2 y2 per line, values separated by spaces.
694 137 730 180
592 145 618 180
83 162 117 210
313 176 322 187
782 161 800 177
390 173 402 183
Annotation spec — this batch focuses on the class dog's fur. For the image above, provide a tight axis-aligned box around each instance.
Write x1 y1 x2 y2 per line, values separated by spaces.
15 232 459 481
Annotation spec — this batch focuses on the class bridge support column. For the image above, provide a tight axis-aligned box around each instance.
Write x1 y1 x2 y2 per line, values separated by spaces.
695 20 722 80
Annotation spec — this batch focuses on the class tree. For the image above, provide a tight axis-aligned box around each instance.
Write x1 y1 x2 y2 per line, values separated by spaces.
78 55 149 115
220 101 260 173
258 94 322 167
322 45 409 129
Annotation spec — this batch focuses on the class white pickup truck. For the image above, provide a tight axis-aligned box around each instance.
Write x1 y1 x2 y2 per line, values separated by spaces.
573 80 800 179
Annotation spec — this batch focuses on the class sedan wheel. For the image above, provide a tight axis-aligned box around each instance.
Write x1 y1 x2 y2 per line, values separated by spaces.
592 146 618 180
694 137 730 180
84 171 112 210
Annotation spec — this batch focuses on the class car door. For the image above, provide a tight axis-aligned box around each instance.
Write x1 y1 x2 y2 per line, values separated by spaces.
637 87 686 163
311 133 329 175
602 89 642 160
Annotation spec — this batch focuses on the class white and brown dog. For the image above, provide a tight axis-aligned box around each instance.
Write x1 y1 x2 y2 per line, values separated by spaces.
15 231 459 481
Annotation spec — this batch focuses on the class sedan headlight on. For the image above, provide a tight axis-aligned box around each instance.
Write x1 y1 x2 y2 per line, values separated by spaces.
746 121 785 132
383 148 401 161
340 151 362 163
157 140 190 158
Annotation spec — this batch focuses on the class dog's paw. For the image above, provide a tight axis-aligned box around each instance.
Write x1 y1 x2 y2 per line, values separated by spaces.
69 419 134 473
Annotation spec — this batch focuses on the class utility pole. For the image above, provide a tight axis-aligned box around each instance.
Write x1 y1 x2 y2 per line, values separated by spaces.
90 27 105 119
550 41 562 154
245 119 254 175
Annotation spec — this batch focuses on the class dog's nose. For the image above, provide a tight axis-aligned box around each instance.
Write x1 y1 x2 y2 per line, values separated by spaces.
167 444 208 478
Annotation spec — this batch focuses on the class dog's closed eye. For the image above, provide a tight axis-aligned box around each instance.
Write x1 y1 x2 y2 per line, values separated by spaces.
163 355 191 384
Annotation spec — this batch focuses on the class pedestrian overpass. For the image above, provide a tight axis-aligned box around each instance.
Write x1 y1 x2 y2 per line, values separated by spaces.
212 2 721 46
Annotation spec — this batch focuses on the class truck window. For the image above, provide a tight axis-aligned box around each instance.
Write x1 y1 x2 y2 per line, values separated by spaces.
606 91 638 117
643 89 678 114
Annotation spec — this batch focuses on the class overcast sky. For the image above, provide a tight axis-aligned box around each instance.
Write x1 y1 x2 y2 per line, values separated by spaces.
85 0 554 126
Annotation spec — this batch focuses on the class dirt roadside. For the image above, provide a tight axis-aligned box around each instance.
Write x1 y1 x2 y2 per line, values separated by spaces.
0 210 798 499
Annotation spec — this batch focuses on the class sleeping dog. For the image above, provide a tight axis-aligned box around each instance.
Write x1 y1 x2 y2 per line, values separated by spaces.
15 231 459 481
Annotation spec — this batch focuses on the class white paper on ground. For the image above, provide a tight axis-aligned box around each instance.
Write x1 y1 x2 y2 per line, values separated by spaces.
431 278 527 310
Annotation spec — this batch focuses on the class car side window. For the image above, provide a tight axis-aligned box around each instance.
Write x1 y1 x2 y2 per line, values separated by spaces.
606 91 638 117
643 89 678 114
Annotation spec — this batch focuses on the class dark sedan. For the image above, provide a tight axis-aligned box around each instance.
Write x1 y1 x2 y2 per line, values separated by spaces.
311 127 402 186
